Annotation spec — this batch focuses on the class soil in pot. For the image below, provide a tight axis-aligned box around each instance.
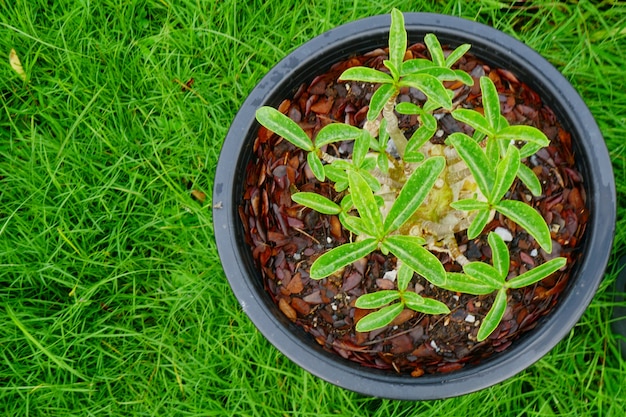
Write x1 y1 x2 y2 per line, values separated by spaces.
240 41 587 376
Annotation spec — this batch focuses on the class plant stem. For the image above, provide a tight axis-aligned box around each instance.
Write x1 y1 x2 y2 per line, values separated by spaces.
382 94 407 158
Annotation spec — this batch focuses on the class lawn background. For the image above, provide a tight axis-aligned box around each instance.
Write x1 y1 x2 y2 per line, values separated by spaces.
1 0 625 415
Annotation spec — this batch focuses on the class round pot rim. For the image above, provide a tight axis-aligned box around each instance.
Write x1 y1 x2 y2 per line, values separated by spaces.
213 12 615 400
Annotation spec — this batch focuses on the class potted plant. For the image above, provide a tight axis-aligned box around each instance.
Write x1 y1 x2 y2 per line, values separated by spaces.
213 11 615 400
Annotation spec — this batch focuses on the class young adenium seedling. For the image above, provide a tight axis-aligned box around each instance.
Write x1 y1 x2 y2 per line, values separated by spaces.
254 7 567 337
355 263 450 332
442 232 566 341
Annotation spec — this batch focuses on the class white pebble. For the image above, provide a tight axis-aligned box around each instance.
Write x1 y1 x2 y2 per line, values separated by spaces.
530 249 538 257
494 226 513 242
383 270 397 282
430 340 440 352
326 236 333 244
465 314 476 323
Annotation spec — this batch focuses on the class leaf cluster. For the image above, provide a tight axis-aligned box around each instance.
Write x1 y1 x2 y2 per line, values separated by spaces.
253 8 566 341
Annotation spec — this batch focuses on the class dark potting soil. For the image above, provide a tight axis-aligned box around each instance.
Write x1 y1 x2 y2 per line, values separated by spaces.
240 42 587 376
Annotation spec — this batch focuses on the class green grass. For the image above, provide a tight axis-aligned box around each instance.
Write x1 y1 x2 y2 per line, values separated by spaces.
1 0 625 415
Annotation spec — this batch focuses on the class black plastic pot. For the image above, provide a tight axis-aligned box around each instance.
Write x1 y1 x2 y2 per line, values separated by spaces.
213 13 615 400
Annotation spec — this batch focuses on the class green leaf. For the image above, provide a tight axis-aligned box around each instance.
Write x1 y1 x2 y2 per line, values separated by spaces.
452 69 475 86
448 132 494 197
348 170 384 238
507 257 566 289
463 261 505 288
397 263 414 292
339 212 369 236
256 107 314 151
413 297 451 315
291 192 341 215
367 83 397 121
424 33 445 67
355 291 400 309
488 232 510 278
382 235 446 286
494 200 552 253
395 101 422 115
309 238 378 279
383 60 400 82
307 152 325 182
445 43 471 68
497 125 550 148
450 198 490 211
441 272 499 295
401 58 435 76
490 145 520 203
340 194 353 212
451 109 494 137
467 208 492 239
352 130 371 167
477 288 508 341
356 303 404 332
420 67 459 82
384 156 445 234
357 168 383 193
324 162 348 184
517 163 543 197
377 152 389 174
519 141 543 159
485 137 500 167
339 67 394 84
378 118 389 149
404 125 435 163
389 9 407 77
400 73 451 110
480 76 502 131
315 123 362 148
402 292 425 310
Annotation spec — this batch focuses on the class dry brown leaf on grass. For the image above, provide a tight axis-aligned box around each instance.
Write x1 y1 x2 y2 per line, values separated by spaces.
9 48 27 82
